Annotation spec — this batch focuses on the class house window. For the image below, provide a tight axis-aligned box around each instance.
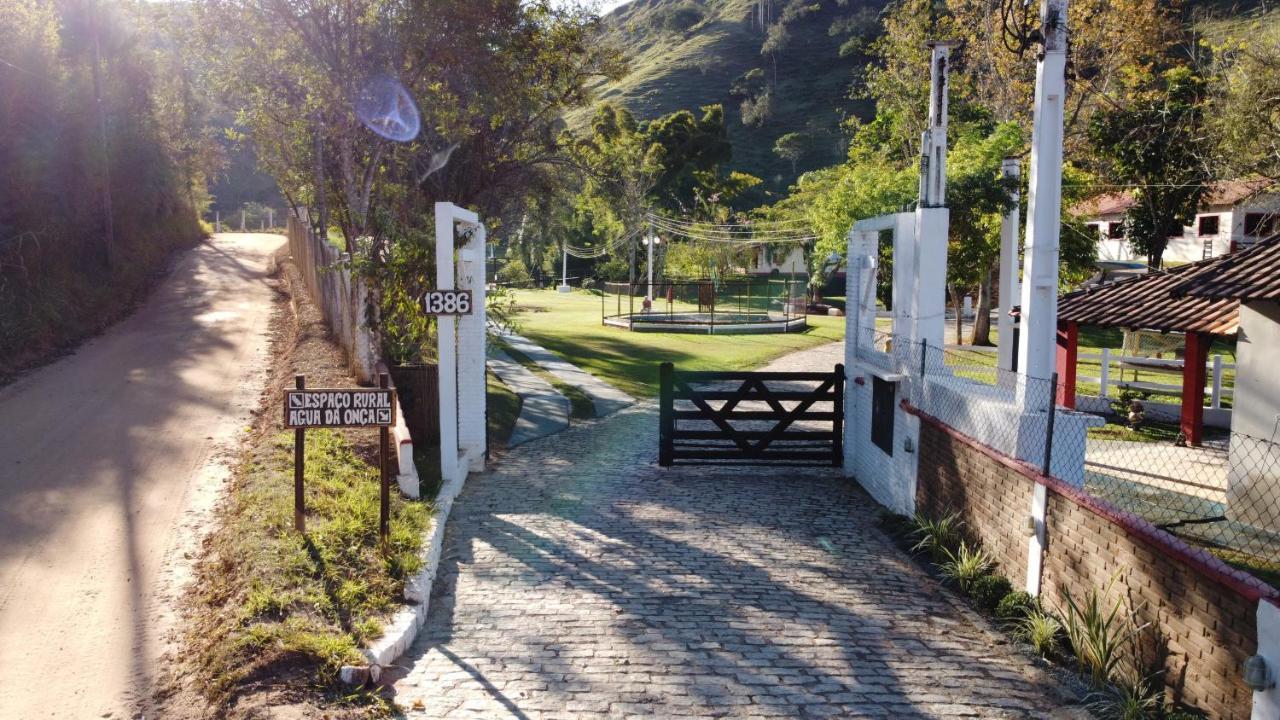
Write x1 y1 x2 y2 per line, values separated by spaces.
1087 223 1103 236
1244 213 1278 238
1197 215 1220 236
1107 221 1125 239
871 377 895 456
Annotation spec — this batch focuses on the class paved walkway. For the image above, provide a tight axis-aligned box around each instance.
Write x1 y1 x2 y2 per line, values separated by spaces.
489 349 570 447
501 332 633 417
387 346 1078 719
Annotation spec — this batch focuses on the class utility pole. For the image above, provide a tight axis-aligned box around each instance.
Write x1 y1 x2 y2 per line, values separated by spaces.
996 157 1022 373
558 241 570 293
911 41 956 355
1016 0 1068 405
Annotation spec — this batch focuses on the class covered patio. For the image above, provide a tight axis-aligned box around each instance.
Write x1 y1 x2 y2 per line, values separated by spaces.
1051 255 1243 446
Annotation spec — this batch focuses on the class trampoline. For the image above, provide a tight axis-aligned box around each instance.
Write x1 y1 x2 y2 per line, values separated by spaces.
601 279 808 334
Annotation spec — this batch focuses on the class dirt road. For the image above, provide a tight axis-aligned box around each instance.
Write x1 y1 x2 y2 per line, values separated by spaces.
0 234 284 718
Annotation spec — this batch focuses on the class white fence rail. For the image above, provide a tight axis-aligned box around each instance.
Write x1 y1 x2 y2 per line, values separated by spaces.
945 344 1236 409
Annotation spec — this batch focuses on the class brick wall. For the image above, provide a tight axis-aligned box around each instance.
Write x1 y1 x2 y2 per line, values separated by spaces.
916 421 1031 589
914 416 1272 719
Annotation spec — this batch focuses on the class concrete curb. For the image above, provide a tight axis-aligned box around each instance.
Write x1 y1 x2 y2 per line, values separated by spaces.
339 460 469 683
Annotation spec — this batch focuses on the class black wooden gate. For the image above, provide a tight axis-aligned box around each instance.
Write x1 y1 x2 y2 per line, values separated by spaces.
658 362 844 466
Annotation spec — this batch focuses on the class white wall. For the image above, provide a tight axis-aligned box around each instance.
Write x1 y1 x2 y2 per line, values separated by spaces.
1226 300 1280 529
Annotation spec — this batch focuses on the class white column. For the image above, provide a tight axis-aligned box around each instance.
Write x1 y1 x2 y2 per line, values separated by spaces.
645 236 655 301
457 224 487 471
1254 599 1280 719
891 213 918 341
912 41 954 357
1016 0 1068 413
558 243 570 292
919 42 955 209
435 205 460 483
997 158 1022 372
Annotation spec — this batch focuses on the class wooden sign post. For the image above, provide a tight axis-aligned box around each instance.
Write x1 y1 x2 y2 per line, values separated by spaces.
285 374 397 542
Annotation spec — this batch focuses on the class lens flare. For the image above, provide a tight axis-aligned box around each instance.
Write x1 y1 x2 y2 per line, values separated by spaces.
354 76 420 142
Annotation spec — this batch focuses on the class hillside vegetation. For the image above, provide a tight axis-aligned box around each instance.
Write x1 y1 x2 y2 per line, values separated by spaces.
581 0 888 198
0 2 209 381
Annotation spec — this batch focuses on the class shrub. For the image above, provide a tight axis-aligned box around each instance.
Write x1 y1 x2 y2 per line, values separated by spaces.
496 257 532 285
907 511 963 559
1061 580 1151 687
996 590 1038 622
970 574 1013 612
937 541 993 593
1015 609 1063 657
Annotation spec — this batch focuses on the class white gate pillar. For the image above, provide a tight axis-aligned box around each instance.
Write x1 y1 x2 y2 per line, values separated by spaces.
997 158 1022 373
435 202 487 484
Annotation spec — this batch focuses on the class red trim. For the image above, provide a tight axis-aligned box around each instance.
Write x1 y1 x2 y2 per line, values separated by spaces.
399 438 413 446
901 400 1279 603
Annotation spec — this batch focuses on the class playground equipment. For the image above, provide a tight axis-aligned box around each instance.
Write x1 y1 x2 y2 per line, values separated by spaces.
601 279 807 334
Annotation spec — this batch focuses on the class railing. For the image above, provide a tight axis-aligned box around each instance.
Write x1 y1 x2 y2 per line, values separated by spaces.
861 328 1278 569
600 279 808 331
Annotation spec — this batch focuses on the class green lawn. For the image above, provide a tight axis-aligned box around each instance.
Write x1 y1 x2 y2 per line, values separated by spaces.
509 289 846 398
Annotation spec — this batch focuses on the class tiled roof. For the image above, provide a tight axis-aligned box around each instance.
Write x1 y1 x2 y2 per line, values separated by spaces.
1172 234 1280 302
1071 178 1275 217
1055 262 1241 335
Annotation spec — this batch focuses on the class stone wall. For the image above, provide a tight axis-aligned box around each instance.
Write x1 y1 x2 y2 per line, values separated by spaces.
911 410 1277 719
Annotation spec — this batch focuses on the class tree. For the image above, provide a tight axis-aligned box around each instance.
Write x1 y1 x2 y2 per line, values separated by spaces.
1205 15 1280 183
773 132 808 175
1088 66 1210 269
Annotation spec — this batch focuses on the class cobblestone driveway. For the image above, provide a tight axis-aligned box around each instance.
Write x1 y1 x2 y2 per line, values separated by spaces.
388 349 1079 719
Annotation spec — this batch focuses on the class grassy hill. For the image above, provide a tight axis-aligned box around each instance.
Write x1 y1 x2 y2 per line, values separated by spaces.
580 0 888 200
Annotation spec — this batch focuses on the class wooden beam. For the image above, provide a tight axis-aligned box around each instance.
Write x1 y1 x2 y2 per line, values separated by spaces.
1180 331 1210 446
1056 320 1078 408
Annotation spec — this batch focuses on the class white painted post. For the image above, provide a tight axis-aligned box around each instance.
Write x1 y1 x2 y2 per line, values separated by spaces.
645 235 655 301
1254 599 1280 719
912 41 954 355
1211 354 1223 409
558 243 570 293
1017 0 1068 599
215 211 221 233
1100 347 1111 398
457 224 487 471
435 206 460 484
240 209 246 231
962 295 973 319
1015 0 1068 409
997 157 1022 373
268 208 274 228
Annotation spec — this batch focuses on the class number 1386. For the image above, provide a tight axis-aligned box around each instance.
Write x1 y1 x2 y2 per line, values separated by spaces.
423 290 472 315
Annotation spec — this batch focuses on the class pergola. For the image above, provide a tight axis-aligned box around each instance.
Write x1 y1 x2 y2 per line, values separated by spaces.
1049 250 1249 446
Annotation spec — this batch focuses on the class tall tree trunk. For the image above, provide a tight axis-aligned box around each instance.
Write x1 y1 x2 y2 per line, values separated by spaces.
949 283 963 346
971 262 995 346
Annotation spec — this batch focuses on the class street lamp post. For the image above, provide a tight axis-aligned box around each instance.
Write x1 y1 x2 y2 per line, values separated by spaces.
644 235 661 300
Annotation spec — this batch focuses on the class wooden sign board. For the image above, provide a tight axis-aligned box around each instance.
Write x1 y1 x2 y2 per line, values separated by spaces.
284 388 396 428
423 289 473 315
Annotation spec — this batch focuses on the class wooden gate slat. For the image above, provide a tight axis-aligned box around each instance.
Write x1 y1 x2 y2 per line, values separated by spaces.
658 362 844 467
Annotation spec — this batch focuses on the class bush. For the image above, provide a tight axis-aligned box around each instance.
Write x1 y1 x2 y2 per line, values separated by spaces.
937 541 993 593
593 257 629 283
906 511 963 559
970 574 1013 612
1015 609 1064 657
996 590 1038 622
496 257 532 285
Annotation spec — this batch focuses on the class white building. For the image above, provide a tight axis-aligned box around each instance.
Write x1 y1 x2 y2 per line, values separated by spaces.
1077 179 1278 265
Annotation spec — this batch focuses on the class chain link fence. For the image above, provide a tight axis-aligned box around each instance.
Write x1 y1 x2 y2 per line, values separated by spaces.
861 328 1280 573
